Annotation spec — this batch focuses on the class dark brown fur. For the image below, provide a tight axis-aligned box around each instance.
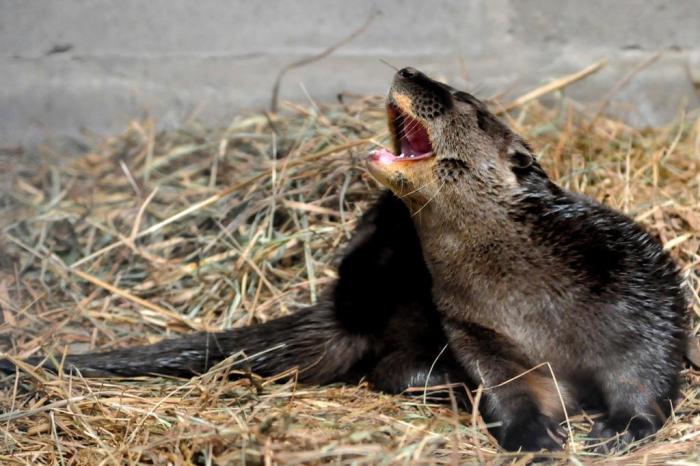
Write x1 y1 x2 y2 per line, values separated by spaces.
367 67 687 451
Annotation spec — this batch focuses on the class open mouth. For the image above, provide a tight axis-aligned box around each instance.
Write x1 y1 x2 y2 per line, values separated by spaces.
370 102 434 163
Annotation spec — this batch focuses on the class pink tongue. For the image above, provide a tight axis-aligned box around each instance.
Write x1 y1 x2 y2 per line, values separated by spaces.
368 148 398 164
406 125 432 154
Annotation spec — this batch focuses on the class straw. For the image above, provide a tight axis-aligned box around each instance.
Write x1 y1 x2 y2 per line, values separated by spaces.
0 82 698 465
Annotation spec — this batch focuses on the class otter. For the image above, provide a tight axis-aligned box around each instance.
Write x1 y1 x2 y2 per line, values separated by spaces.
1 68 687 453
366 67 687 451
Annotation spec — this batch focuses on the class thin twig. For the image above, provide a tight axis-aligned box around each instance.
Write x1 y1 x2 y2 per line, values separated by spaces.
590 52 662 126
270 12 378 112
497 59 608 113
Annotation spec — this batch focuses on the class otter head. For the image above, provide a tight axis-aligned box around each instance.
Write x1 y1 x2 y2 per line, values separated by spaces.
367 67 539 219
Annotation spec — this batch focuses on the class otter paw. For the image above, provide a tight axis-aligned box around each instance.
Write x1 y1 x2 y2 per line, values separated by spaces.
588 416 657 453
500 412 567 452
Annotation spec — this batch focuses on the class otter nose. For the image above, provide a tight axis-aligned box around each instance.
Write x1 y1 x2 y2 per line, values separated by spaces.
397 67 420 80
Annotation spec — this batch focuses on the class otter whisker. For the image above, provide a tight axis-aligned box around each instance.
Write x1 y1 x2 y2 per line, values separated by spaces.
379 58 399 71
399 178 441 199
401 118 423 138
411 180 446 217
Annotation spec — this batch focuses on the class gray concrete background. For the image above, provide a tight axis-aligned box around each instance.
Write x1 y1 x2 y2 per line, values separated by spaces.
1 0 700 147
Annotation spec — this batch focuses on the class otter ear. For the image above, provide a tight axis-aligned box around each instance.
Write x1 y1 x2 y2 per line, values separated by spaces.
507 139 534 169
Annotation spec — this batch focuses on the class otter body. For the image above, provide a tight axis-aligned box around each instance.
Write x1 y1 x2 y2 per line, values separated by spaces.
366 67 687 450
417 166 685 449
2 69 687 453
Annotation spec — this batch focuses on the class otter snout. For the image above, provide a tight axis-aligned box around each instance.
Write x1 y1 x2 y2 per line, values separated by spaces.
390 67 453 121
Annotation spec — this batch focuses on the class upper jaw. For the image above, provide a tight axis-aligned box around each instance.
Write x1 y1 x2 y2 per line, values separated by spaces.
369 99 435 164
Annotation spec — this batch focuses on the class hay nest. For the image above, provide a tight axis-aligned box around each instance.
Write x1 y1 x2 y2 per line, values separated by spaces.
0 93 698 465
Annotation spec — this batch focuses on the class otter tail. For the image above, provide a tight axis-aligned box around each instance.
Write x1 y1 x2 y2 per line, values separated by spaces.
0 303 372 381
1 192 425 383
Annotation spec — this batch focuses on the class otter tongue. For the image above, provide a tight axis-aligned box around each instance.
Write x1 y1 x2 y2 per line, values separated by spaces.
369 148 399 164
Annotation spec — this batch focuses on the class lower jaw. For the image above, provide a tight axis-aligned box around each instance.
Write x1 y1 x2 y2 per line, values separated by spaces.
365 157 392 186
365 163 427 206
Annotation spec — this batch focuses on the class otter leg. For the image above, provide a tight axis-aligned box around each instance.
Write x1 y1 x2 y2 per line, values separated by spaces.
367 349 469 400
589 361 677 451
443 319 567 452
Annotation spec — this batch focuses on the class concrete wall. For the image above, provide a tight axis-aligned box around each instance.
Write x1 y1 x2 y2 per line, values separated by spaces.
1 0 699 147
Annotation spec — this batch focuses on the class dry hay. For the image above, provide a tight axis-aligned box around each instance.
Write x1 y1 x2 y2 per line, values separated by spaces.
0 92 698 465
